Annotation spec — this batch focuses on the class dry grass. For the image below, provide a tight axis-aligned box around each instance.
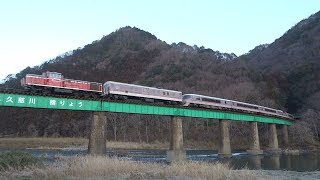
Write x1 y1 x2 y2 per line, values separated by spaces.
0 137 259 151
162 161 256 180
0 137 88 149
0 137 219 150
0 137 170 150
0 156 257 179
107 140 168 150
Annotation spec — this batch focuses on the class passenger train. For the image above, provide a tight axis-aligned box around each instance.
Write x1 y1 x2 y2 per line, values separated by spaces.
21 71 294 119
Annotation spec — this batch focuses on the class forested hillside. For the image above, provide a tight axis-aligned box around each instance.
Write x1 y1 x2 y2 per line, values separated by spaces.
1 11 319 148
241 11 320 144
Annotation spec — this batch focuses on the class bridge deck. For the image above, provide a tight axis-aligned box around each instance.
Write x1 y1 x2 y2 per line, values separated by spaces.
0 93 292 125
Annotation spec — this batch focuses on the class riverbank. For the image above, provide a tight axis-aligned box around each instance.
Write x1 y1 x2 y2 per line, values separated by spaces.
0 137 87 149
1 137 318 154
2 155 319 180
0 155 257 179
0 137 168 150
0 139 319 179
0 137 218 150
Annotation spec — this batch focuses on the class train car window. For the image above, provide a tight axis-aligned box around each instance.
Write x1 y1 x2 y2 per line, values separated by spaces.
265 108 276 113
183 95 191 99
167 92 169 95
163 92 166 95
237 103 259 109
196 97 201 100
202 97 221 103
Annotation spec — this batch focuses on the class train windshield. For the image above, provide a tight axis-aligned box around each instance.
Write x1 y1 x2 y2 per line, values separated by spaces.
183 95 191 99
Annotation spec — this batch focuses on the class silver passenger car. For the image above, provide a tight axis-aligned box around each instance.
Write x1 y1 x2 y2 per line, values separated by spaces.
182 94 293 119
182 94 234 109
103 81 182 102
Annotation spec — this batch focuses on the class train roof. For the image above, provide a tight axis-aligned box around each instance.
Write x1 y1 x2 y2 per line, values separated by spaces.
104 81 182 93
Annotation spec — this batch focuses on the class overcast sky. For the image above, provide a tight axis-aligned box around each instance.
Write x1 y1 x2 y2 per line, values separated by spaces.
0 0 319 82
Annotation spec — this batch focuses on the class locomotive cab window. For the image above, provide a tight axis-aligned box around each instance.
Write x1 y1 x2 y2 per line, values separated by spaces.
47 72 62 79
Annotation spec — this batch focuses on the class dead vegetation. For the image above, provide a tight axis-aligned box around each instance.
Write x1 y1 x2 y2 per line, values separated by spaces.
0 137 170 150
0 156 257 179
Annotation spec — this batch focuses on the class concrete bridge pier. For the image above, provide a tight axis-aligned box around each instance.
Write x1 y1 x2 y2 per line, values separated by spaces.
267 123 281 154
281 125 289 147
284 155 292 169
88 111 107 156
167 116 186 162
249 156 262 169
247 122 263 155
270 155 281 170
218 120 232 158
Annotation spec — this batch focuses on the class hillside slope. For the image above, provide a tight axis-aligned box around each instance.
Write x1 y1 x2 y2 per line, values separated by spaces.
242 11 320 114
241 12 320 144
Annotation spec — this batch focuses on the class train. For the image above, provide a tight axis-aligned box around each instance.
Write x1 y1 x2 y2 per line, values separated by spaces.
21 71 294 119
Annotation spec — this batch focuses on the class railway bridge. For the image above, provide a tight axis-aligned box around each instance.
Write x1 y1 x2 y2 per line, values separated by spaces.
0 92 293 161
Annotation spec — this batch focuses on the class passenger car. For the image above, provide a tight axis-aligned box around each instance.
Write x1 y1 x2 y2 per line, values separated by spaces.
103 81 182 103
182 94 293 119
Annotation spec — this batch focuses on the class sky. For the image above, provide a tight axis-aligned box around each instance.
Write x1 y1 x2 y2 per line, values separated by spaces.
0 0 319 82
